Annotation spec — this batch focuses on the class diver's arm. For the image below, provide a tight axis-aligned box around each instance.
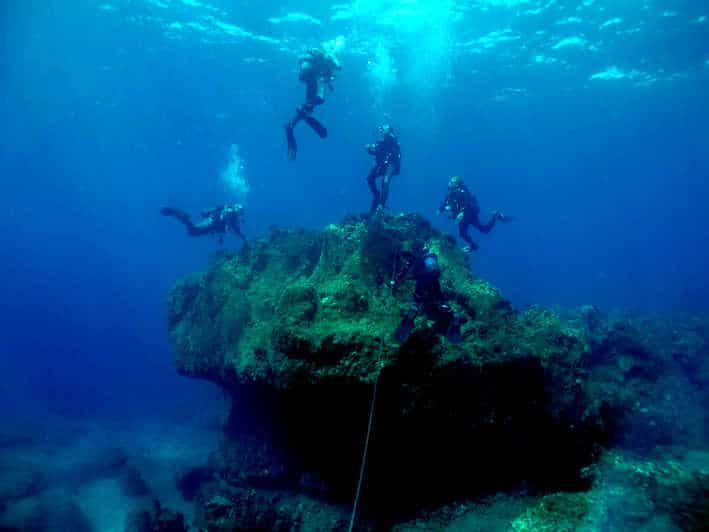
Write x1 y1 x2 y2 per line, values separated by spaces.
390 251 416 292
462 187 474 207
325 69 337 91
325 54 341 84
437 196 451 215
234 219 247 241
449 190 470 221
203 205 225 219
393 146 401 173
298 49 317 70
328 54 342 73
228 219 246 241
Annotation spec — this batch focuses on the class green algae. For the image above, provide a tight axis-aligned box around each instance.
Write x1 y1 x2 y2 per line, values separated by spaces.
166 212 709 530
168 212 588 390
391 451 709 531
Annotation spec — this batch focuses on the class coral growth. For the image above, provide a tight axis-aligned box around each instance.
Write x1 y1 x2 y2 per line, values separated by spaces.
167 212 709 529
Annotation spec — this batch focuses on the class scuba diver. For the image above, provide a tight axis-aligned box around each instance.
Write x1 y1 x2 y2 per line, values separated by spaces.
391 241 465 343
160 203 246 245
365 124 401 213
438 175 513 253
285 46 342 160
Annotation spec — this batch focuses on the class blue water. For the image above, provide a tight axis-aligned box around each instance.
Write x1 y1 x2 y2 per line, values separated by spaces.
1 0 708 527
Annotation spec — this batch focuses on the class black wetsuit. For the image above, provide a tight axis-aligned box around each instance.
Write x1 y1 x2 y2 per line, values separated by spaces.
285 49 340 160
161 205 245 243
393 250 462 342
366 133 401 212
440 183 498 251
299 49 337 111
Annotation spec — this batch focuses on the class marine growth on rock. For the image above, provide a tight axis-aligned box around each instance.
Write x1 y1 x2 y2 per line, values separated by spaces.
167 213 709 530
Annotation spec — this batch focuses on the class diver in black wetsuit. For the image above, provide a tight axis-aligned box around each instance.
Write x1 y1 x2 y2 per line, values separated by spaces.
160 203 246 244
391 241 465 343
365 124 401 213
285 47 342 160
438 176 512 252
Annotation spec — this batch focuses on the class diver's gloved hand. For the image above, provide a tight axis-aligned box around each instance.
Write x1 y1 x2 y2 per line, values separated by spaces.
493 210 515 222
365 143 376 154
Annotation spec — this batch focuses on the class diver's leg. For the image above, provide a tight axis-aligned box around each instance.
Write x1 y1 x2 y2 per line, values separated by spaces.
285 121 298 160
394 302 420 342
458 222 478 251
160 207 197 234
188 220 214 236
438 305 464 343
380 164 394 207
297 99 327 138
367 168 379 196
287 101 311 131
302 114 328 138
285 90 316 159
299 80 328 137
367 168 380 212
429 303 453 333
471 212 498 234
285 103 313 160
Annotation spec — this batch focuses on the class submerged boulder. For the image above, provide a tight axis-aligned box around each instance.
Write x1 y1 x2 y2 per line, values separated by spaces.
392 451 709 531
167 212 709 529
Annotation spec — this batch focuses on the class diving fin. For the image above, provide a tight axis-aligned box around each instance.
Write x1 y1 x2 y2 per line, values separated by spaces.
303 115 328 138
160 207 191 225
285 123 297 160
370 193 381 214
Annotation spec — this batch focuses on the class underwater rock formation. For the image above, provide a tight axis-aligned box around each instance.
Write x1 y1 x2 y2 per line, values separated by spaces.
167 212 709 529
393 450 709 531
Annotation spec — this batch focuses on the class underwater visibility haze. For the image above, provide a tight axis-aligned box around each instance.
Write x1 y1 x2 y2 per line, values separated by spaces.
1 0 709 530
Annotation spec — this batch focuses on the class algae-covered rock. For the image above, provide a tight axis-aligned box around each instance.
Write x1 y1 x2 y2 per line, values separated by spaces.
195 487 357 531
506 450 709 532
277 282 318 324
392 451 709 531
169 213 574 388
166 212 709 529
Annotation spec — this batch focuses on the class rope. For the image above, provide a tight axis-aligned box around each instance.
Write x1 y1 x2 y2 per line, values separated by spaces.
348 368 381 532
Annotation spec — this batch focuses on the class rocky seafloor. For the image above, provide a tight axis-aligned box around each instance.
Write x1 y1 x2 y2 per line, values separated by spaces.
165 212 709 531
